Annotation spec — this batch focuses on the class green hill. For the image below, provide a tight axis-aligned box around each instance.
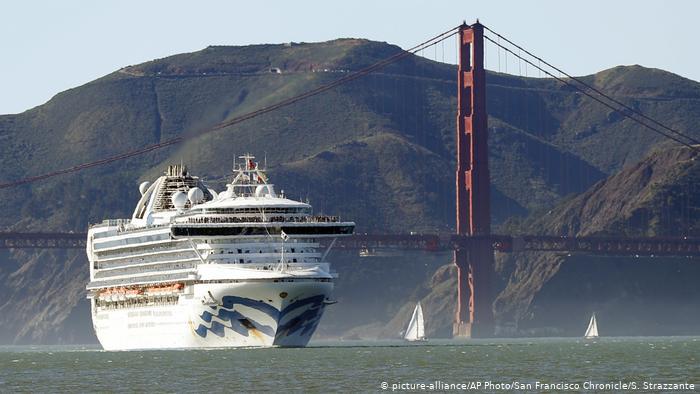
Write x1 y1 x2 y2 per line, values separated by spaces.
409 145 700 338
1 38 700 342
494 145 700 336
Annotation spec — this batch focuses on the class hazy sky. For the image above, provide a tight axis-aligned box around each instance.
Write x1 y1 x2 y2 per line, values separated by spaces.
1 0 698 115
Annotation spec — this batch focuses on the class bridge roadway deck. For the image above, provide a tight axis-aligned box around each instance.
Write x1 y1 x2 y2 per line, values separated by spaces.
2 232 700 257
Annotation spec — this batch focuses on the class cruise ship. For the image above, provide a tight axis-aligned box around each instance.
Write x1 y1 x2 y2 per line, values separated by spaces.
86 155 354 350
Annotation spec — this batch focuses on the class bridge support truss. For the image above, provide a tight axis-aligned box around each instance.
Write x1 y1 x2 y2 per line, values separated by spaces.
453 21 495 338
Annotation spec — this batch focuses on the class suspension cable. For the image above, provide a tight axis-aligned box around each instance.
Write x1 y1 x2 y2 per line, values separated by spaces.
0 26 460 189
483 25 700 147
484 34 700 153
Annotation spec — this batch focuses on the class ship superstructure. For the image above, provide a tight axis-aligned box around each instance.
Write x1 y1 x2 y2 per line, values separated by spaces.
86 155 354 350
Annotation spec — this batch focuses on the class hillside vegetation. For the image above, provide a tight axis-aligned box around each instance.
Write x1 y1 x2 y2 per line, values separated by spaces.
412 146 700 337
1 38 700 342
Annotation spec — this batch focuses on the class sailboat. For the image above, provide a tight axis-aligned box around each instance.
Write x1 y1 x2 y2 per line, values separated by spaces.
584 313 599 339
404 302 426 342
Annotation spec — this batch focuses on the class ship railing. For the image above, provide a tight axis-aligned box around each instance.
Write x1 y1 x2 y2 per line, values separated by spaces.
96 295 180 309
87 271 194 289
246 262 330 272
208 261 330 272
90 218 132 229
183 215 341 225
96 255 199 271
94 242 193 260
94 263 198 279
90 220 170 235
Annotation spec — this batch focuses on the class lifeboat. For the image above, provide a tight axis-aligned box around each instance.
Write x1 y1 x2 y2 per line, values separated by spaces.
144 283 185 295
99 286 145 300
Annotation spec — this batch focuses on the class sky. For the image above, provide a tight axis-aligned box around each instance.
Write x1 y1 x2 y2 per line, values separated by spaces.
1 0 698 115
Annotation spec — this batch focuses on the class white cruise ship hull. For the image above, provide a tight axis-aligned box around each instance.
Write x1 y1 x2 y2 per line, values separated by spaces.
86 161 354 351
92 280 332 350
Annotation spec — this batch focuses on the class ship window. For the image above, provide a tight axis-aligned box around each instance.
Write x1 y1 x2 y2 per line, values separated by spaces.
237 249 242 253
239 259 244 264
292 258 297 262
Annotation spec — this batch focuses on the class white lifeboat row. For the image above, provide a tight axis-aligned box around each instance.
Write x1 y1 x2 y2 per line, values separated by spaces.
97 283 185 302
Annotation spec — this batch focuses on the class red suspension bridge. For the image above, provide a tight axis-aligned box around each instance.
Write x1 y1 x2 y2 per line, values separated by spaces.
1 21 699 338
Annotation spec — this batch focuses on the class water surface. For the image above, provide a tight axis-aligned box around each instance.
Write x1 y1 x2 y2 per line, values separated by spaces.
1 337 698 392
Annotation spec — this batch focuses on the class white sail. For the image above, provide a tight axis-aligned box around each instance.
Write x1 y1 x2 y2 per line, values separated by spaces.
584 313 599 338
404 302 426 341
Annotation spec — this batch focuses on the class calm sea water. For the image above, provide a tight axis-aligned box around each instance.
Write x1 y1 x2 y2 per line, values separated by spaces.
1 337 698 392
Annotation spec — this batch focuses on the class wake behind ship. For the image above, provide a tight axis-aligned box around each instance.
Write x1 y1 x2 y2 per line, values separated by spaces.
86 155 354 350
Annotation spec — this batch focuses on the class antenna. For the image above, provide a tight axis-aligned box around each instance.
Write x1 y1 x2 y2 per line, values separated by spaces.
264 151 267 170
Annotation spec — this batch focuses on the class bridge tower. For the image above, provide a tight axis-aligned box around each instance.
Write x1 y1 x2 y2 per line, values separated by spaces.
453 21 495 338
